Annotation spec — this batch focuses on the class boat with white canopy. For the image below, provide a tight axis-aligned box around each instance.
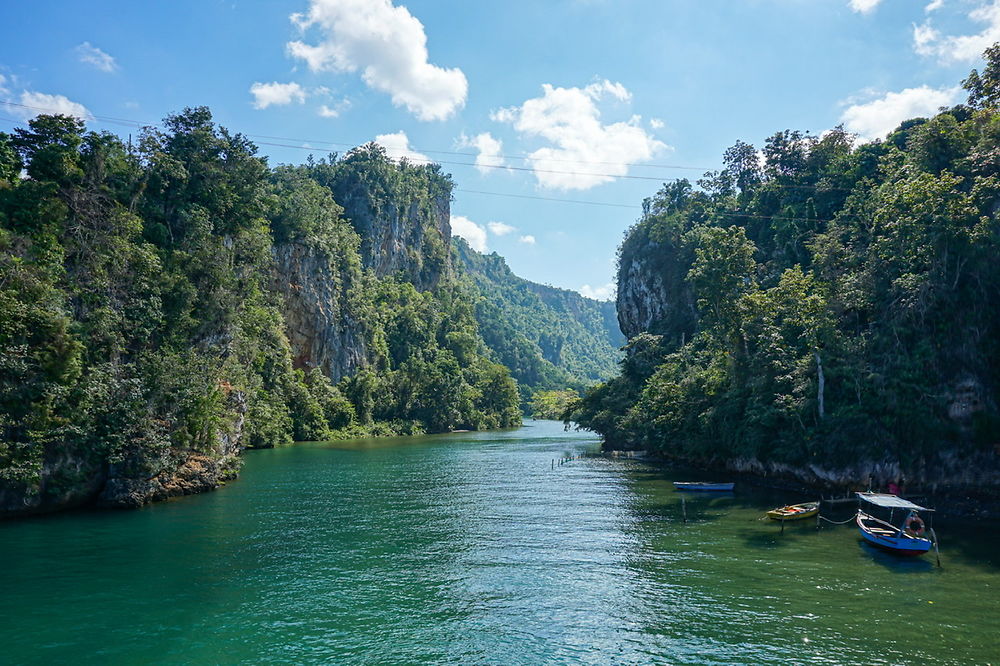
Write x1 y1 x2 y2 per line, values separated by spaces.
855 492 936 557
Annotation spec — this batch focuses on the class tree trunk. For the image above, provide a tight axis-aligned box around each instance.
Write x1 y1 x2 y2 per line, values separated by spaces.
815 350 825 420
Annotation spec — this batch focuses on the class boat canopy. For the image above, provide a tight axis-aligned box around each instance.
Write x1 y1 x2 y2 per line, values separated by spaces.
856 492 934 512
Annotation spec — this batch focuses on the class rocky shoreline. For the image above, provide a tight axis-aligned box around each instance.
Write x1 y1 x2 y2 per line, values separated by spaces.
628 448 1000 520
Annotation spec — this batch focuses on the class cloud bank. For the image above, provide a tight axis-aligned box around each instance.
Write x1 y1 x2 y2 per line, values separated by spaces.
450 215 487 252
374 130 430 163
287 0 467 121
250 81 307 109
492 79 665 191
76 42 117 72
914 0 1000 63
458 132 507 174
13 91 92 121
840 86 960 140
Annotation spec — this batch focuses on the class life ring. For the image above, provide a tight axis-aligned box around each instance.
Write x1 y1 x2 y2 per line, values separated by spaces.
904 515 926 536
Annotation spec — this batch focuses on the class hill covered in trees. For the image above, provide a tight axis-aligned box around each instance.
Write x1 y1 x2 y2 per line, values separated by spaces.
453 237 623 401
568 47 1000 492
0 109 522 515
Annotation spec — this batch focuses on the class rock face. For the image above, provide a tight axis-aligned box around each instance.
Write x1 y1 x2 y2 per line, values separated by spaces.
272 242 369 381
0 445 106 516
724 449 1000 495
96 390 246 509
616 246 696 346
0 391 247 516
334 178 452 292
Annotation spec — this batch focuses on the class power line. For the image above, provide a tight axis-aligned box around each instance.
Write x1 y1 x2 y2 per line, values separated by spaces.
252 138 704 184
0 100 862 199
456 188 642 209
0 99 710 172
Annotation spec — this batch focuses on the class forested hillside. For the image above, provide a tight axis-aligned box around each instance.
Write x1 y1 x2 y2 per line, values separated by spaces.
569 47 1000 491
0 109 520 515
453 237 623 400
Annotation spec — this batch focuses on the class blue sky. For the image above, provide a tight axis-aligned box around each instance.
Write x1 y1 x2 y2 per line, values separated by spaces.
1 0 995 298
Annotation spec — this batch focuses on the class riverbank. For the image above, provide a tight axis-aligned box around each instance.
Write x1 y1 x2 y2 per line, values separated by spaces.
0 420 527 520
621 447 1000 520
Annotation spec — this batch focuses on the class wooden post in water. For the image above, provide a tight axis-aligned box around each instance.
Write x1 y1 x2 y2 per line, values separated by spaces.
682 497 687 524
931 527 941 568
780 517 785 535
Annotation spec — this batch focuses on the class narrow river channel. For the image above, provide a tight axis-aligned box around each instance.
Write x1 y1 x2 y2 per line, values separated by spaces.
1 420 997 664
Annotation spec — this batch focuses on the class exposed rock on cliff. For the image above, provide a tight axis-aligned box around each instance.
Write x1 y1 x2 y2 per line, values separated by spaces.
272 243 369 381
97 390 246 509
320 150 453 292
616 230 696 348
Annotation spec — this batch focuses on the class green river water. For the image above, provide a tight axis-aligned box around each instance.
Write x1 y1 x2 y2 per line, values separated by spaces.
1 420 998 664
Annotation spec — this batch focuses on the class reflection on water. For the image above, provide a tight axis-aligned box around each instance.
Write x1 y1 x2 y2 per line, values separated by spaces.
0 420 998 664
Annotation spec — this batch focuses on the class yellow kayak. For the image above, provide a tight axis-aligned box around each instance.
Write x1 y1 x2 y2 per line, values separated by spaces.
766 501 820 521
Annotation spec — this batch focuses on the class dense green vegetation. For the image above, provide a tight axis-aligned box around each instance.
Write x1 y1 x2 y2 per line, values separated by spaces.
528 389 580 420
569 48 1000 474
453 237 623 403
0 108 519 509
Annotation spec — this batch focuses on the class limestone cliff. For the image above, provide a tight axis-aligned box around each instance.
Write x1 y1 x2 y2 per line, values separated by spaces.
615 227 696 348
319 149 454 292
271 242 369 381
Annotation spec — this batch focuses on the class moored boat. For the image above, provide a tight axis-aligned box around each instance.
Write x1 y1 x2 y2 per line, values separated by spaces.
673 481 735 491
855 492 935 557
766 501 819 521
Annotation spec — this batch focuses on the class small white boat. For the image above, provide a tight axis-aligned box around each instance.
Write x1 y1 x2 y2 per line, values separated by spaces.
673 481 735 491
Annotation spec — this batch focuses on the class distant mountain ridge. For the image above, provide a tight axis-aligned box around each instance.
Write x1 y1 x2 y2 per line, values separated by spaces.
453 237 624 397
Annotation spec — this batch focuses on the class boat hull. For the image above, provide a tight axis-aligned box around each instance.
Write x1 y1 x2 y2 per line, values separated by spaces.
856 513 932 556
766 503 819 521
673 482 735 491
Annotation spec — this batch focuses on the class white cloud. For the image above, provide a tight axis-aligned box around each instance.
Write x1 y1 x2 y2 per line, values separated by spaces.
458 132 506 173
848 0 882 14
450 215 487 252
250 81 307 109
287 0 467 121
75 42 117 72
12 91 92 121
492 80 666 190
518 235 536 245
649 117 665 129
925 0 944 11
839 86 960 140
318 98 350 118
914 0 1000 63
487 221 515 236
374 130 430 163
579 282 615 301
585 79 631 102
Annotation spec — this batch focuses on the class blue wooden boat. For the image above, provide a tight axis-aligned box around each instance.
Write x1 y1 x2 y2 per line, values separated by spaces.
673 481 735 491
856 492 935 557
